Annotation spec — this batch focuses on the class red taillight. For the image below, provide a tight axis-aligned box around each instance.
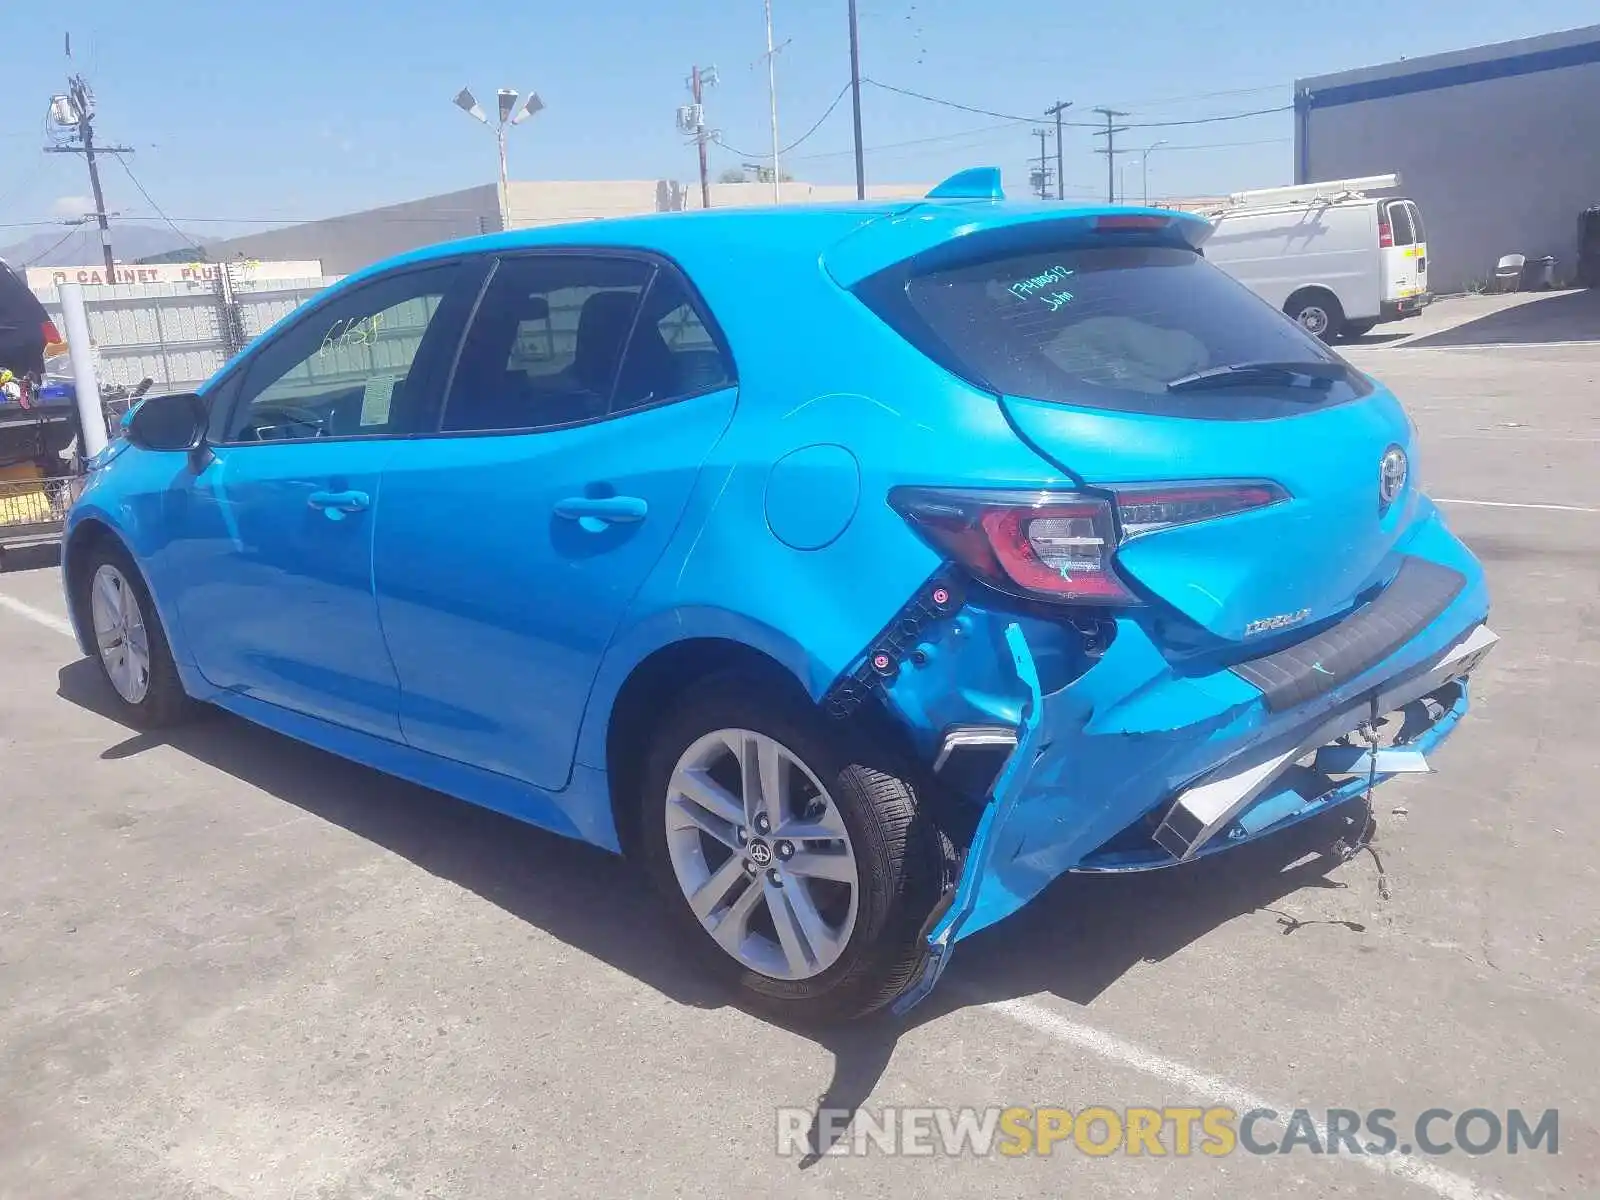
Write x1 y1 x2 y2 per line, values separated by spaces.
41 320 62 344
891 488 1137 604
890 481 1289 605
1378 220 1393 248
1094 214 1170 232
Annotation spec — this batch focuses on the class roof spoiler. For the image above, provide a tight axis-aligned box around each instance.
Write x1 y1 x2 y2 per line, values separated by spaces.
926 167 1006 201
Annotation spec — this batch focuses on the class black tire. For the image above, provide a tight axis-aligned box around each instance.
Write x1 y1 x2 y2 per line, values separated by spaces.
76 538 193 729
638 671 952 1023
1341 318 1378 341
1285 290 1344 343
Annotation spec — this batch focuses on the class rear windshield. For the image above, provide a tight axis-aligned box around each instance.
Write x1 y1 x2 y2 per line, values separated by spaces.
869 244 1370 416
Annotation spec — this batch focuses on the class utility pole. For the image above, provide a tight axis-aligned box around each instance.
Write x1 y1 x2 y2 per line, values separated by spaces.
1030 128 1054 200
1045 100 1072 201
693 66 710 209
1091 107 1130 205
44 72 130 278
1138 140 1168 206
847 0 866 199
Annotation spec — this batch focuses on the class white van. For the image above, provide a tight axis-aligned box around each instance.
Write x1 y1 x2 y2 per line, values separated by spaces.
1202 175 1429 342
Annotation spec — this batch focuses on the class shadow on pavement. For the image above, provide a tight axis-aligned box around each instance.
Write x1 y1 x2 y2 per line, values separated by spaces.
58 655 1371 1167
1401 288 1599 349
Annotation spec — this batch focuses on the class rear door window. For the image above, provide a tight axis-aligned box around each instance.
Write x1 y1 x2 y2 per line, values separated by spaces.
1385 201 1415 246
864 244 1370 417
1406 201 1426 243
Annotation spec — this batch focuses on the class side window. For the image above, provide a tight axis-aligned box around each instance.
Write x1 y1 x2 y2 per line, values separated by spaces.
442 255 653 433
222 264 462 444
611 268 735 416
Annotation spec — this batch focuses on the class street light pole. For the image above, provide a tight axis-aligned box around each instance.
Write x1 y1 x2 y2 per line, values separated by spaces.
1140 140 1168 205
764 0 782 204
453 86 545 230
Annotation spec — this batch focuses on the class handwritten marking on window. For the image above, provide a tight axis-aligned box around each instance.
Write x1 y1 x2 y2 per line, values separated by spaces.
1043 290 1075 312
1008 265 1074 302
319 312 385 357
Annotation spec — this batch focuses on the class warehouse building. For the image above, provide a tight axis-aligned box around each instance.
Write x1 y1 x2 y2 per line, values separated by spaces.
207 178 932 276
1295 23 1600 293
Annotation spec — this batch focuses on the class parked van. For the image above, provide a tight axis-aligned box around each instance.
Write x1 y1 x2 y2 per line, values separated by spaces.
1202 175 1429 342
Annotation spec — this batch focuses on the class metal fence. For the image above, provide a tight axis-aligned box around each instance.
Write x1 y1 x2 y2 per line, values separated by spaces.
34 274 342 395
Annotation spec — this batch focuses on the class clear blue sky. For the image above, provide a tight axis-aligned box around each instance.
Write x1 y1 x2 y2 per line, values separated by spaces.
2 0 1596 241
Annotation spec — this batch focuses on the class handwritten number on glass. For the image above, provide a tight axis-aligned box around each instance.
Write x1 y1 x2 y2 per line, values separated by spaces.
318 311 386 358
1009 266 1075 310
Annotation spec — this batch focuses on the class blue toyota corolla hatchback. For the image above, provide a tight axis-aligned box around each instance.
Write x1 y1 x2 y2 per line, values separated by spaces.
64 169 1497 1020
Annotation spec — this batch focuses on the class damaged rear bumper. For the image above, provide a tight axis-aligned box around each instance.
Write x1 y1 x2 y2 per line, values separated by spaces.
889 574 1497 1016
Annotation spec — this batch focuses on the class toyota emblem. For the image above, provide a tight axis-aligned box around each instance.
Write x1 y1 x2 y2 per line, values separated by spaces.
1378 445 1408 513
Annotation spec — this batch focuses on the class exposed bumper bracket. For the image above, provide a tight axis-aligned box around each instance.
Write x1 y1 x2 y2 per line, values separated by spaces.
1153 622 1498 862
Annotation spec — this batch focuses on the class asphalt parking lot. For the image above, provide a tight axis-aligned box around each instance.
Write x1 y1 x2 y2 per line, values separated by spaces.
1 292 1596 1199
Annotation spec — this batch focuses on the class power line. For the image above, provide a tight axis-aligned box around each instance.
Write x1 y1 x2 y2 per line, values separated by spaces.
1160 136 1292 151
23 225 85 266
1127 105 1293 128
107 151 204 252
713 81 853 161
862 78 1291 128
789 118 1026 162
1100 82 1290 110
864 79 1034 122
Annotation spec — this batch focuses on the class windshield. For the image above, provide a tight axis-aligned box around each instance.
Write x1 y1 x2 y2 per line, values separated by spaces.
875 244 1371 417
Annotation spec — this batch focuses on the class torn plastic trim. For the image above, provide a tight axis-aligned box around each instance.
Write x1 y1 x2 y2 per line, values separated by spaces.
1072 676 1472 874
891 622 1042 1017
1152 621 1498 861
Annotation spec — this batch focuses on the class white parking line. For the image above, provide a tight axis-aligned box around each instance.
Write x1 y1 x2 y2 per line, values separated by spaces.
0 592 75 639
987 996 1515 1200
1435 498 1599 514
1405 340 1600 352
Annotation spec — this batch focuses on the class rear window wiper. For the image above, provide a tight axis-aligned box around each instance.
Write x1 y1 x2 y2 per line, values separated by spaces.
1166 360 1353 393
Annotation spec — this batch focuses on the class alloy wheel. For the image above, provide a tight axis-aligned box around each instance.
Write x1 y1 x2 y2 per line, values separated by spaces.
90 563 151 705
664 728 860 980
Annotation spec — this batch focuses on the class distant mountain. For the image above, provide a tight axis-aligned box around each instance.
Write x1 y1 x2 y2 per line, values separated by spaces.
0 224 203 269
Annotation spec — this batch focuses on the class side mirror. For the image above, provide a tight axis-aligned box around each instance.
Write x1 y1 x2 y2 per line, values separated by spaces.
125 391 206 452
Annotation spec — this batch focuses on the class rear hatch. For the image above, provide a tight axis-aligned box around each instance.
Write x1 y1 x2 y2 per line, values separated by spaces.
854 216 1417 645
1380 198 1427 303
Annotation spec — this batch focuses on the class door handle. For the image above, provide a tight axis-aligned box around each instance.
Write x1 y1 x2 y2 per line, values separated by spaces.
554 495 648 526
307 489 371 516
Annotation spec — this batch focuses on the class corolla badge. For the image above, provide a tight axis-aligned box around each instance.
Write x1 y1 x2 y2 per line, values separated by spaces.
1243 608 1311 637
1379 445 1409 513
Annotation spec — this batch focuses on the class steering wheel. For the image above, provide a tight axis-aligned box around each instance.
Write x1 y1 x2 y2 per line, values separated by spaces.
248 404 328 440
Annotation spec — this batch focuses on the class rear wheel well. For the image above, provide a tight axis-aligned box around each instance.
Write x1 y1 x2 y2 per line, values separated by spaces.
606 640 807 855
604 638 925 856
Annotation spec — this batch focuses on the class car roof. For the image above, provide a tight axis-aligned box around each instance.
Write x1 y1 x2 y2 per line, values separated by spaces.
351 189 1214 292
